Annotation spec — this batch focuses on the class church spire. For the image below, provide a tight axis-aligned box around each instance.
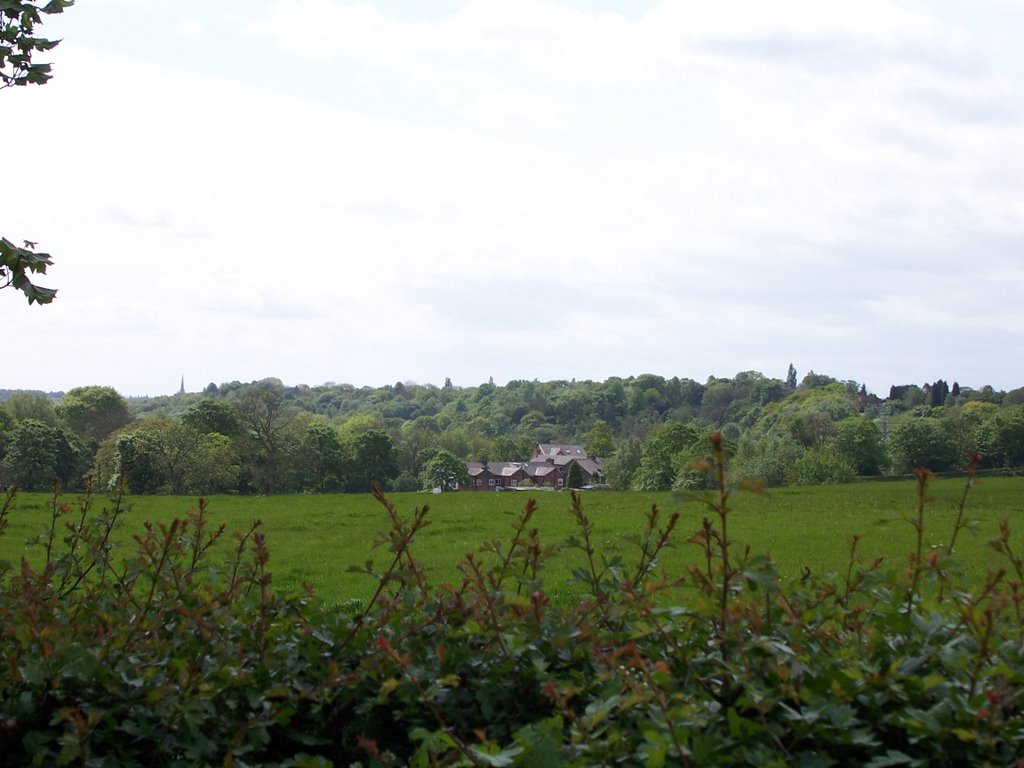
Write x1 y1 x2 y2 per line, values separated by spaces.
178 375 185 395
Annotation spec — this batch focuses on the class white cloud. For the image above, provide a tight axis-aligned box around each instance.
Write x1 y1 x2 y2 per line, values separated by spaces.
2 0 1023 395
173 17 205 37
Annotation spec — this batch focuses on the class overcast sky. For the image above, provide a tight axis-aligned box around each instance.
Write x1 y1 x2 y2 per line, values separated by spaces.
4 0 1023 397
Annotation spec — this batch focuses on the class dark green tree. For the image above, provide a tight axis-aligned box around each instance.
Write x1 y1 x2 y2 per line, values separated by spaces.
56 386 132 443
0 403 13 464
298 422 346 492
990 406 1024 467
930 379 950 408
50 425 87 489
888 415 958 473
114 431 163 495
235 382 297 495
115 419 240 495
566 460 584 489
1 418 57 490
348 429 399 492
181 399 241 437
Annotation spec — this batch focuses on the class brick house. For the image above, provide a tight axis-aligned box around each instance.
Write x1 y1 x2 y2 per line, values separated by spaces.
465 460 531 490
460 444 606 490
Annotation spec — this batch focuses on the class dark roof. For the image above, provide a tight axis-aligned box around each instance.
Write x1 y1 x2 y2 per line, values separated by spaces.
534 443 587 458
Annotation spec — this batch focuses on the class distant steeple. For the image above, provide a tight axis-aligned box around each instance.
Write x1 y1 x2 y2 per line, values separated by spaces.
178 375 185 395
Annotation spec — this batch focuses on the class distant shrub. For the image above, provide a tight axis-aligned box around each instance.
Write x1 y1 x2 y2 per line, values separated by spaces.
792 445 858 485
388 471 421 493
731 435 804 487
1 447 1021 766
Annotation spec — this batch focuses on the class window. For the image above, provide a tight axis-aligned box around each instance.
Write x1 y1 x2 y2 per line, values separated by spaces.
510 479 517 487
557 478 564 487
489 479 495 486
475 479 482 487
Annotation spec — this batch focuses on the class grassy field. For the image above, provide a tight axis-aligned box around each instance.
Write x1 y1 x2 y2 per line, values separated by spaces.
3 476 1022 605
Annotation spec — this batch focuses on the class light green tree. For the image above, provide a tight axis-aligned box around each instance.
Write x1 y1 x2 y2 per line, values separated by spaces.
791 447 857 485
5 392 58 425
420 450 469 492
604 437 641 490
632 423 699 491
582 419 616 458
833 417 887 476
191 432 241 494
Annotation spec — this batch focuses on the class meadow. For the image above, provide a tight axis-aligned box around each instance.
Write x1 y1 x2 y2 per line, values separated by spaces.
3 475 1022 605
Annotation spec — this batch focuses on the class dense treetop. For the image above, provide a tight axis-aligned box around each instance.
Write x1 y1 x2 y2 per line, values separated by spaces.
2 368 1023 496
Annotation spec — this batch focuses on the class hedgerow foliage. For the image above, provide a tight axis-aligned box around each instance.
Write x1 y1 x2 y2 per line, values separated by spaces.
1 438 1023 766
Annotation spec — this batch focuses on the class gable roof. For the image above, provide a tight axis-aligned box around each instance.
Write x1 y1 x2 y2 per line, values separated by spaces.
466 461 529 478
533 443 587 459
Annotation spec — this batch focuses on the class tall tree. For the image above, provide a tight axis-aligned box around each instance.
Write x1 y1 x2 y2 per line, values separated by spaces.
833 417 888 476
347 429 399 492
4 392 57 425
420 450 468 492
57 386 132 443
632 422 700 491
566 460 584 489
181 399 241 437
236 382 296 495
1 0 74 304
785 363 798 390
888 415 958 474
115 418 239 495
605 437 642 490
990 406 1024 468
582 419 616 458
1 418 58 490
298 422 346 492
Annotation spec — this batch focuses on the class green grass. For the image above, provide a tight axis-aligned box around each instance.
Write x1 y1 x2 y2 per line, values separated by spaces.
3 476 1022 605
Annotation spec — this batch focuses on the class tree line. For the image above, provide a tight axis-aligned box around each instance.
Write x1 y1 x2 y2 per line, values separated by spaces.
1 369 1023 495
